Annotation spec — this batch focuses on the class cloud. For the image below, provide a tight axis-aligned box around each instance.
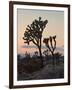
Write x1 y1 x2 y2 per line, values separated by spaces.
21 45 46 49
21 45 64 51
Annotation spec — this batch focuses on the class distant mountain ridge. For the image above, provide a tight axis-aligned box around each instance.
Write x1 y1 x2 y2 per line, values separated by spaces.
18 45 64 56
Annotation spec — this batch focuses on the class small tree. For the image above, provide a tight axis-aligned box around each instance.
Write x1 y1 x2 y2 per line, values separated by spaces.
43 49 49 57
25 51 30 59
23 17 48 67
43 35 56 66
34 51 38 57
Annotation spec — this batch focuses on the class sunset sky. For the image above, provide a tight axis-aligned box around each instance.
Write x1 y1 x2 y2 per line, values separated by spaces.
17 9 64 55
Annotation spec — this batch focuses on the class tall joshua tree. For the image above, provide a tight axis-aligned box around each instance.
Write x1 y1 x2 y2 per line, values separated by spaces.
23 17 48 67
43 35 56 66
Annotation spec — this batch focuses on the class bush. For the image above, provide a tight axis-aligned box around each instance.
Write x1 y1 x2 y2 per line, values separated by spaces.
18 59 42 73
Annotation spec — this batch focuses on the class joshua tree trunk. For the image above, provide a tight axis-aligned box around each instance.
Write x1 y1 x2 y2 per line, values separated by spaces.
52 52 55 70
39 47 43 67
39 47 42 57
38 38 43 67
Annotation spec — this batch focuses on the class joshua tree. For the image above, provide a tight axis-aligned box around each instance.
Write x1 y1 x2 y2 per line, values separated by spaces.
25 51 30 59
43 35 56 66
23 17 48 67
43 49 49 57
35 51 38 56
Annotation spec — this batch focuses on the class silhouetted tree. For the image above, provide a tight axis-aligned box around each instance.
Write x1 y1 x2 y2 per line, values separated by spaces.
25 51 31 60
43 49 49 57
43 35 56 66
23 17 48 67
35 51 38 56
32 51 38 59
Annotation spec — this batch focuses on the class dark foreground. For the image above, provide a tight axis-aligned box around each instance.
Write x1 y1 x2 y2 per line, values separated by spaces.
17 56 64 80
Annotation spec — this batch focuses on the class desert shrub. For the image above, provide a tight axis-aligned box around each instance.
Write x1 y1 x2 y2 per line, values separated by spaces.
21 59 42 73
17 62 23 74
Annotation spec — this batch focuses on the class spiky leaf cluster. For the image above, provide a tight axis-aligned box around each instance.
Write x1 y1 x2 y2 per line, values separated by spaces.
23 17 48 46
